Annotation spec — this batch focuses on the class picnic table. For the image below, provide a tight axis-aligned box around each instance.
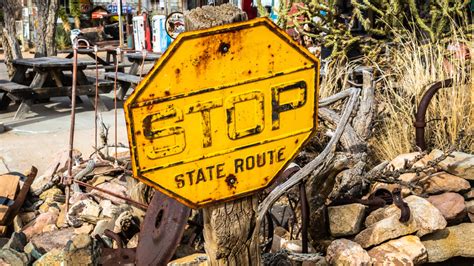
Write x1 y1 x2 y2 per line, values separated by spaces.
0 57 114 120
103 52 162 100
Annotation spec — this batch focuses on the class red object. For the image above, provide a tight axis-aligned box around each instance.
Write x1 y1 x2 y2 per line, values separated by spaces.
143 13 153 52
242 0 257 19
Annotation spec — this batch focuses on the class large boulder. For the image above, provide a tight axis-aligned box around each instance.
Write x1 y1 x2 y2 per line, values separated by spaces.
328 203 366 237
421 223 474 262
355 195 446 248
420 172 470 194
427 192 466 222
326 239 371 266
368 235 427 265
429 149 474 180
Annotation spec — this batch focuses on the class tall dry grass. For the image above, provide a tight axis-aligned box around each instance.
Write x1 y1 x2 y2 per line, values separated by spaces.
319 26 473 161
371 29 473 160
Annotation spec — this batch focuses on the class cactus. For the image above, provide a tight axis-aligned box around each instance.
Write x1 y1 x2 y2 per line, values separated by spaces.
269 0 472 61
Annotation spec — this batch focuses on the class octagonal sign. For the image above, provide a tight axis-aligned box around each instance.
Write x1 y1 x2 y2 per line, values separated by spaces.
124 18 319 208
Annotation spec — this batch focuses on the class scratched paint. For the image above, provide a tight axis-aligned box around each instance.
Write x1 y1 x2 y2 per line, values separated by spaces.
124 18 320 208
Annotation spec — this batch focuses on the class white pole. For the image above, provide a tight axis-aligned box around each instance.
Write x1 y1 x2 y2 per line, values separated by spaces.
118 0 124 48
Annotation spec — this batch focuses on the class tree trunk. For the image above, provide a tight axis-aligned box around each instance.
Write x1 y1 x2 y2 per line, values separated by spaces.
184 5 260 265
35 0 60 57
1 0 23 78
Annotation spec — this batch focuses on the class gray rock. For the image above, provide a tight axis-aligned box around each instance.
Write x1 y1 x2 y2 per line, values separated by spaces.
24 242 44 260
2 232 27 252
0 248 29 265
92 219 114 236
328 203 366 237
422 223 474 262
326 239 371 266
30 228 75 253
355 195 446 248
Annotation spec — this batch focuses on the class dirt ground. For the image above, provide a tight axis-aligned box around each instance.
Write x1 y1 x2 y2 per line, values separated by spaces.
0 50 148 175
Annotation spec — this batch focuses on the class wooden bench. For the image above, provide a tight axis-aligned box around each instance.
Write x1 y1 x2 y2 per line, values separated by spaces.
85 63 133 72
0 80 32 110
103 72 143 100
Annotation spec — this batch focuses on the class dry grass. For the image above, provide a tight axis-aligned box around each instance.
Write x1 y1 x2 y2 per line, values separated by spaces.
371 29 473 160
319 27 473 161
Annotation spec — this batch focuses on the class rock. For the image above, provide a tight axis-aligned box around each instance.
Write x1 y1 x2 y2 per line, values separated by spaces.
422 223 474 262
389 152 424 169
168 253 208 266
464 189 474 200
22 209 59 240
466 200 474 222
33 248 65 266
65 234 97 265
74 223 94 235
271 233 316 253
39 187 63 201
270 204 293 228
24 242 44 260
42 224 58 233
0 248 29 265
67 199 101 227
92 219 114 236
430 149 474 180
355 195 446 248
19 212 36 224
127 234 139 248
13 215 22 232
328 203 366 237
34 234 97 266
420 172 470 194
30 228 75 253
91 181 128 205
326 239 371 266
99 200 120 219
368 235 427 264
3 232 27 253
427 192 466 222
0 238 9 248
56 205 67 228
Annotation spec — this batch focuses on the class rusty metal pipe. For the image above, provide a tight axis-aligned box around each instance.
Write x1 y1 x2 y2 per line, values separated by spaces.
414 78 453 150
66 44 79 212
299 182 309 253
73 180 148 210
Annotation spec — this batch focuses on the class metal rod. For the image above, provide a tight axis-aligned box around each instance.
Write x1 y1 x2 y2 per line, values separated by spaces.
414 78 453 150
299 182 309 253
114 47 121 163
66 42 79 212
73 179 148 210
94 45 99 154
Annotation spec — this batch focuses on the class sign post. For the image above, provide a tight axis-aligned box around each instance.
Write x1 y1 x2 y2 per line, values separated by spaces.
125 17 319 263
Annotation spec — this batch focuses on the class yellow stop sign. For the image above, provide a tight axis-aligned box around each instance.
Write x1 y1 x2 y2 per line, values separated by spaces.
124 18 319 208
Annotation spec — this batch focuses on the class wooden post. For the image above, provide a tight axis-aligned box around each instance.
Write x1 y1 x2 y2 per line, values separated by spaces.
183 4 259 265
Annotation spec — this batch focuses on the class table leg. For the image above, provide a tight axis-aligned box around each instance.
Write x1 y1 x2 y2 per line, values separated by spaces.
11 66 28 84
77 70 108 111
116 83 131 101
13 99 33 120
128 62 140 75
0 93 12 111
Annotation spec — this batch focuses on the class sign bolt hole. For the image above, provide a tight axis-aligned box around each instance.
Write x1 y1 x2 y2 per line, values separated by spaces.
226 174 237 188
219 42 230 54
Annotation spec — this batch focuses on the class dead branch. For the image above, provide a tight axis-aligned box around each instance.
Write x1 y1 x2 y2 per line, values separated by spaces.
254 88 361 236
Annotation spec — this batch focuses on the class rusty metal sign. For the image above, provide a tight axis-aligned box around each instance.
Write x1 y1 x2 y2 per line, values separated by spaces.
124 18 319 208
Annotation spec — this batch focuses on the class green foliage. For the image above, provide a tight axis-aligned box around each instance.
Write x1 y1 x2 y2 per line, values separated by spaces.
55 24 71 50
273 0 472 61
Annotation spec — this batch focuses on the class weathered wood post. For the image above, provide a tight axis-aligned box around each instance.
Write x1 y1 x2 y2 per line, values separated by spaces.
184 5 261 265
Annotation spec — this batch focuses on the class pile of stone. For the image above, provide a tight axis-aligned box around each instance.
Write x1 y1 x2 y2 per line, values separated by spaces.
325 149 474 265
0 148 147 265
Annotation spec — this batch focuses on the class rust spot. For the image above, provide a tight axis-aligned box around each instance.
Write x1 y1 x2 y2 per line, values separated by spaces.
247 70 252 74
295 139 299 144
175 68 181 75
164 91 171 96
225 174 237 189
